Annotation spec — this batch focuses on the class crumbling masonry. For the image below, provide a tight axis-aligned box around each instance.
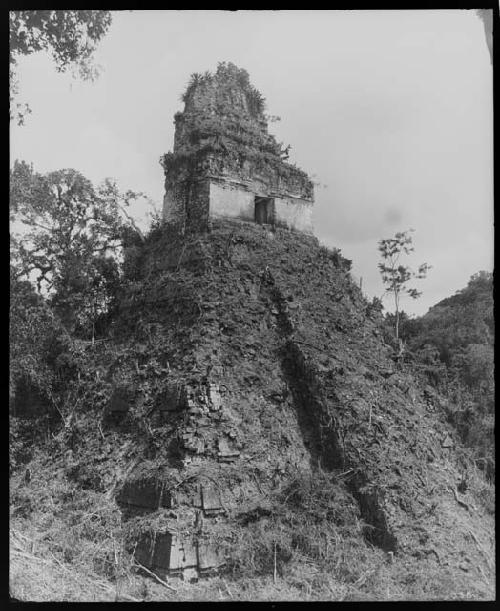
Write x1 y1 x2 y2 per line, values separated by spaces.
161 62 314 234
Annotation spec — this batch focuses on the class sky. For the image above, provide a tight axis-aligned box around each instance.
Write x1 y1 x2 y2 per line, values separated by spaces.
10 10 493 316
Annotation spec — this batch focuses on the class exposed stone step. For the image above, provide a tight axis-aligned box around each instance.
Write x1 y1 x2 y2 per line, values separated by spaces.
135 531 225 578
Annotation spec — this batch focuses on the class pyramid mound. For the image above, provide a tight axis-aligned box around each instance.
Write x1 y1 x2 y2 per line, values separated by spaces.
10 63 494 601
35 218 489 598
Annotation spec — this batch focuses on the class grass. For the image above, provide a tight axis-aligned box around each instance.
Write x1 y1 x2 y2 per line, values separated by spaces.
10 453 495 602
10 447 137 602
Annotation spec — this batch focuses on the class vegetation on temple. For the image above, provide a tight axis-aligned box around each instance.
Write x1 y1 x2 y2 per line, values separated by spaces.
160 62 313 199
181 62 266 117
10 208 494 599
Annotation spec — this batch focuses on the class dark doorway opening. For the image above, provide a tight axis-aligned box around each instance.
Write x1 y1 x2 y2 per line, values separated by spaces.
254 197 275 225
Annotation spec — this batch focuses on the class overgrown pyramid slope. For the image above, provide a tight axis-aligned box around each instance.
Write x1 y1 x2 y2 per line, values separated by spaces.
10 63 494 601
28 218 488 598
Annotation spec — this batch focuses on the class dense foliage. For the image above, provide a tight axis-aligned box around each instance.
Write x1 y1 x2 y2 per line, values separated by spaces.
9 272 61 409
182 62 266 117
10 160 140 338
392 271 494 479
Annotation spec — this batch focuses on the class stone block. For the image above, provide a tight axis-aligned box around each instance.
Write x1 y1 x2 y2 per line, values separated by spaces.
135 532 198 576
218 437 240 462
159 535 198 574
117 478 172 511
197 541 225 575
201 485 224 516
192 488 203 508
208 384 223 411
134 532 155 567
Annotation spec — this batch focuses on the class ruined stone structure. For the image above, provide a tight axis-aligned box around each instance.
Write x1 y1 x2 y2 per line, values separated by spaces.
161 63 314 234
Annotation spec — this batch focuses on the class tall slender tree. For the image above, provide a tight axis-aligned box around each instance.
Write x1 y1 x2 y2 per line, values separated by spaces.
378 229 431 341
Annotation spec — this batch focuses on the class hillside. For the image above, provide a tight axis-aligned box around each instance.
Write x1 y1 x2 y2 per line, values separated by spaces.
399 271 494 481
407 270 493 366
10 219 495 601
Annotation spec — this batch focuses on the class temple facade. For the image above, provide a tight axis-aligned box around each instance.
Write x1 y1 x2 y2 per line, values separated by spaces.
161 63 314 234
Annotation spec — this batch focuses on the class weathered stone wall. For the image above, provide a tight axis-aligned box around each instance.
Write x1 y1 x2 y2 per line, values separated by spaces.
274 196 314 234
163 177 188 226
161 63 315 234
163 169 211 231
205 154 313 201
208 180 314 234
209 181 255 223
186 179 211 231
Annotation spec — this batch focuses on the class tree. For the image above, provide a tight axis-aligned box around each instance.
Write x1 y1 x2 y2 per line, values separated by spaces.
10 160 140 336
9 10 112 124
400 270 494 478
10 270 59 407
408 270 493 363
50 252 121 340
377 229 431 341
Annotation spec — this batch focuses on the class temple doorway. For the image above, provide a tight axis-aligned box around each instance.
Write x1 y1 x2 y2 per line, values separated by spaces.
254 197 275 225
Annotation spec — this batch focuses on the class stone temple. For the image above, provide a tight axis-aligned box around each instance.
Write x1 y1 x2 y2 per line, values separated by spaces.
161 62 314 234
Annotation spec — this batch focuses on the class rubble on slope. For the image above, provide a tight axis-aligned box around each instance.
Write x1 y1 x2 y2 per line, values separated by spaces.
10 218 495 597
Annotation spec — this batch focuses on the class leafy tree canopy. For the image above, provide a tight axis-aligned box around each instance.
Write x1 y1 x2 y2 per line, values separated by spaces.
407 270 494 363
9 10 112 124
9 271 65 406
384 271 494 478
10 160 140 337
